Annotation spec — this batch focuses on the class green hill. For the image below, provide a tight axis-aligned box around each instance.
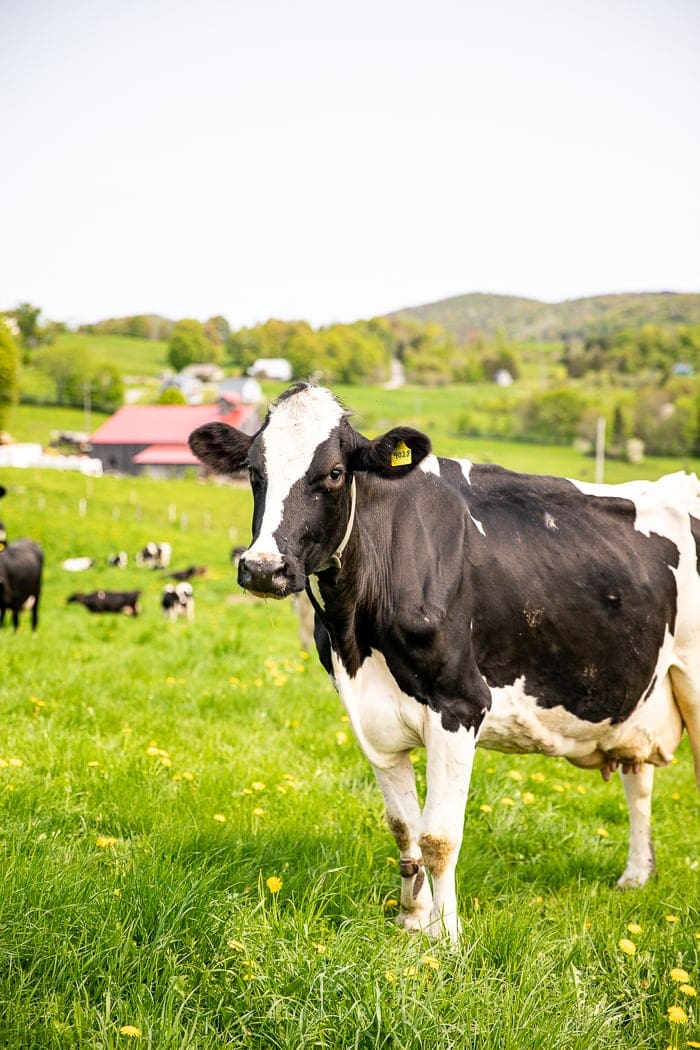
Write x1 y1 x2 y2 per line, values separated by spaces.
387 291 700 342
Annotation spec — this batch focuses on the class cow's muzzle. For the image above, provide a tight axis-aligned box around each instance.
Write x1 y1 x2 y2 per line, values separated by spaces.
237 552 304 599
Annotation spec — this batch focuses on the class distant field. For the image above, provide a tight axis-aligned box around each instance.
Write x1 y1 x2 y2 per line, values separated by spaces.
7 387 700 486
54 331 170 377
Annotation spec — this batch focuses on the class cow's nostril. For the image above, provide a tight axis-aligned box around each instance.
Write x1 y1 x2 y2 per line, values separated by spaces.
238 554 289 595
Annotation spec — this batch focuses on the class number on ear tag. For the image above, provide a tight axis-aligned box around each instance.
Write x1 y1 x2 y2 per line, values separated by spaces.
391 440 412 467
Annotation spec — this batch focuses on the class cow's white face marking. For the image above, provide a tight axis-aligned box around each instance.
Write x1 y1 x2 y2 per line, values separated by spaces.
247 387 345 560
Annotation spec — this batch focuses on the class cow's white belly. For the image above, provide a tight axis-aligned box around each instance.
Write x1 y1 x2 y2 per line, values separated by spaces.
479 672 683 769
332 638 684 772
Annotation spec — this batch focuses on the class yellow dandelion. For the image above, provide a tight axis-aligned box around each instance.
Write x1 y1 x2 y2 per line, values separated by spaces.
8 757 23 768
313 943 327 955
385 856 398 866
227 939 245 951
336 731 348 745
667 1004 688 1025
522 792 535 804
122 725 133 734
252 807 265 817
422 954 440 969
686 1041 700 1048
383 898 398 910
114 888 122 898
96 835 119 848
402 966 418 977
665 914 679 924
680 984 697 997
500 797 515 806
618 938 636 956
626 923 643 935
213 813 226 823
551 783 565 793
119 1025 142 1037
508 770 523 781
385 971 396 982
182 770 194 781
479 804 493 814
576 784 587 795
266 875 282 894
531 771 546 783
242 787 253 796
596 827 610 838
670 968 691 983
671 791 680 800
165 675 177 684
87 760 99 768
251 781 265 791
254 678 263 687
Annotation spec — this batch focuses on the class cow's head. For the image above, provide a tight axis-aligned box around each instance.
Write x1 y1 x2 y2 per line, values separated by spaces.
189 383 431 598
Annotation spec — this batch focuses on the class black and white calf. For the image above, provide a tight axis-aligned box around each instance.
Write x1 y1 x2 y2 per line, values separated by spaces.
161 581 195 622
190 383 700 942
136 541 172 569
67 590 141 615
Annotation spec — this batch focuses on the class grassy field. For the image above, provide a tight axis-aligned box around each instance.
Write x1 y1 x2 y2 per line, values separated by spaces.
1 412 700 1047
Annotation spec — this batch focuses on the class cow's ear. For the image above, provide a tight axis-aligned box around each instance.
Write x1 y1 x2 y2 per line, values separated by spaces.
188 422 253 475
350 426 431 478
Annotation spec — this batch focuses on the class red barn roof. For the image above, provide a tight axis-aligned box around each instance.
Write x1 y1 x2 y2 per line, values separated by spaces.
90 403 256 445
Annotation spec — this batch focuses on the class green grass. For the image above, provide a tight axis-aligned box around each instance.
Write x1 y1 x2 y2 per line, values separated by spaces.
1 435 700 1047
51 332 170 378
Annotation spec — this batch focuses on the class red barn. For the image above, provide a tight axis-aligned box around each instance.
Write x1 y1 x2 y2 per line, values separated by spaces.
90 398 259 477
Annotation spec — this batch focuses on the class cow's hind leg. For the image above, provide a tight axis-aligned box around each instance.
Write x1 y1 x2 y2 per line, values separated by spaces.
372 754 434 932
618 764 656 888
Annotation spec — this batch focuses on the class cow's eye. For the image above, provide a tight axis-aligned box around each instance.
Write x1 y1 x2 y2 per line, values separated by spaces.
325 467 345 489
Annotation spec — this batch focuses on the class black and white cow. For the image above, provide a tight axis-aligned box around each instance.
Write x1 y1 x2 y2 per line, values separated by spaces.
67 590 141 615
135 541 172 569
161 581 195 622
107 551 128 568
0 539 43 631
189 383 700 942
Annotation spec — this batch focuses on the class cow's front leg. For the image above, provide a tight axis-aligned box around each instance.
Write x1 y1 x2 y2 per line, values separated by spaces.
618 763 656 888
372 753 434 932
419 714 478 942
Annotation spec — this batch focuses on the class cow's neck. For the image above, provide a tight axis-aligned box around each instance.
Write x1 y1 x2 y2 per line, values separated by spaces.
306 476 357 616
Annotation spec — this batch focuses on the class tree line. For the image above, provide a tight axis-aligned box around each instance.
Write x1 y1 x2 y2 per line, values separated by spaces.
3 301 700 459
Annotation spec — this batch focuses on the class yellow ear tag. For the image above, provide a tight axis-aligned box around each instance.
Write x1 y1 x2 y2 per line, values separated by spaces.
391 440 412 467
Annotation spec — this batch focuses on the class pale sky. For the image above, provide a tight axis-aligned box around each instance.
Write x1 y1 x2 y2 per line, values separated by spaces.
2 0 698 330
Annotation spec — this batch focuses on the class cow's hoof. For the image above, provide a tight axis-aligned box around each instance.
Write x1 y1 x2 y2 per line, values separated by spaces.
617 868 654 889
396 909 432 934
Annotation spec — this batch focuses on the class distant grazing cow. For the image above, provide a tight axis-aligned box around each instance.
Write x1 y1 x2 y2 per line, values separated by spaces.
166 565 207 582
136 541 172 569
67 590 141 615
190 382 700 942
161 581 195 622
61 557 95 572
0 539 43 631
107 551 128 568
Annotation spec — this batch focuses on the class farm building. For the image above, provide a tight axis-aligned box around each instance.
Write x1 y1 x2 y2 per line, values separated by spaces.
90 398 259 477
